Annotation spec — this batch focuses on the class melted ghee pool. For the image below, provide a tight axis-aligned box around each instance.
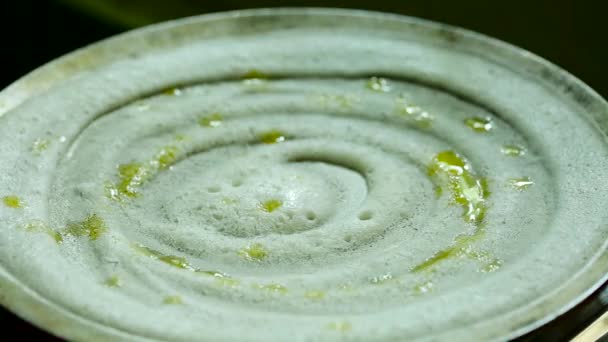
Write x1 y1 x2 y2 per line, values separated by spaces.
412 150 495 272
427 151 488 225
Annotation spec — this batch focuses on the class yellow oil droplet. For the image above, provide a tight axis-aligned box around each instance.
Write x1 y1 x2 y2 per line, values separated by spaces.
254 283 288 294
242 70 269 87
367 77 391 92
261 199 282 212
199 113 223 128
260 130 286 144
242 69 268 79
395 97 434 128
239 243 268 261
464 117 493 132
412 246 462 273
412 227 487 272
133 244 194 270
133 245 237 282
509 177 534 190
3 195 22 208
104 275 121 288
163 295 183 304
32 138 50 154
116 163 147 198
304 290 326 300
158 255 191 269
110 142 183 200
196 270 229 278
403 106 433 127
501 144 526 157
368 273 393 285
52 231 64 243
23 221 63 244
429 151 465 174
413 281 434 294
327 321 352 333
155 146 179 170
162 87 182 96
65 214 107 240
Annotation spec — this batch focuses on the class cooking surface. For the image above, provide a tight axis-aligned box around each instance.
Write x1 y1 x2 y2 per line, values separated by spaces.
3 4 605 336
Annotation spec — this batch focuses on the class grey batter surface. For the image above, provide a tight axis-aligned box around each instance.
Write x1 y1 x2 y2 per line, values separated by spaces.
0 8 607 342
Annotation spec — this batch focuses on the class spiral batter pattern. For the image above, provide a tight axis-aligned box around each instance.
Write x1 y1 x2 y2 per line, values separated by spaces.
1 9 607 341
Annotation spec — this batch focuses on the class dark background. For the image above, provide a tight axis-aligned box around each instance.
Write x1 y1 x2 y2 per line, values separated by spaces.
0 1 606 340
2 0 607 97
